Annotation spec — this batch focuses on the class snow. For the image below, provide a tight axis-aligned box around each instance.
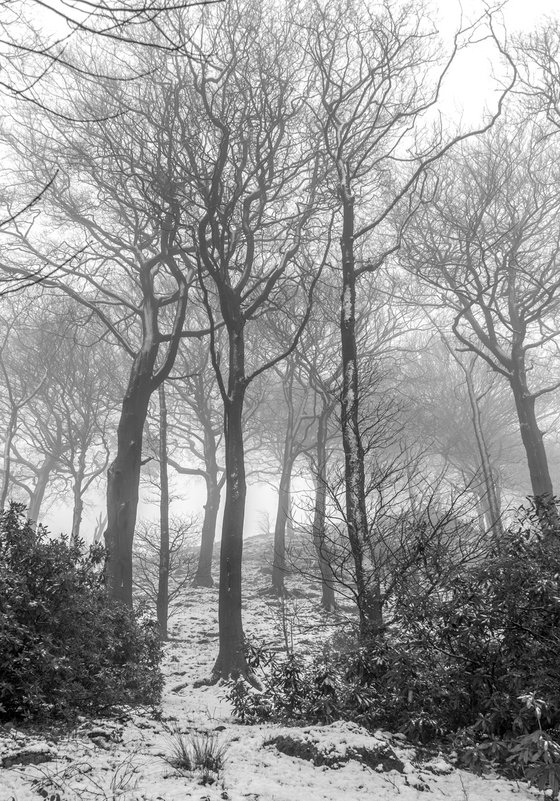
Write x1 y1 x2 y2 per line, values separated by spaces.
0 537 542 801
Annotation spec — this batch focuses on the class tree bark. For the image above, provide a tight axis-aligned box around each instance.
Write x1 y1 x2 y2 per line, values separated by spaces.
156 384 170 639
271 462 293 595
192 409 223 589
28 454 57 527
212 326 250 679
193 473 221 587
462 359 503 537
0 408 17 509
104 349 156 606
312 405 336 612
339 187 383 640
70 473 84 546
510 368 559 532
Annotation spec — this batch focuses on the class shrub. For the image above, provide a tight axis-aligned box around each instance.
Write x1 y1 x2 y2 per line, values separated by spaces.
227 502 560 794
0 503 163 722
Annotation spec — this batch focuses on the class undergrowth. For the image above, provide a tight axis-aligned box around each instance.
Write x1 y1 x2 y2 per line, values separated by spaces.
0 503 163 723
227 501 560 797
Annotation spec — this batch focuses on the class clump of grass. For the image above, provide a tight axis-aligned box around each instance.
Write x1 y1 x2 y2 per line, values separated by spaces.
164 727 229 784
30 754 139 800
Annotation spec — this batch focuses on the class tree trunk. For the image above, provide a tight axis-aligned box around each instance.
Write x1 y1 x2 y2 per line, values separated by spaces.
104 351 155 606
312 406 336 612
0 408 17 509
271 360 297 596
462 360 502 537
193 415 223 589
193 474 221 587
510 369 559 533
28 454 56 526
212 325 250 679
157 383 170 640
70 473 84 546
212 393 248 678
271 458 293 595
339 187 383 640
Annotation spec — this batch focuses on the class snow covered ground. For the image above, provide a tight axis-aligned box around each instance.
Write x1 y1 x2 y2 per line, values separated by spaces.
0 536 541 801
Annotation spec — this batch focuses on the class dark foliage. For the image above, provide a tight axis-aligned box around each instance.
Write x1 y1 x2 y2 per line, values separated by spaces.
0 504 163 722
228 501 560 793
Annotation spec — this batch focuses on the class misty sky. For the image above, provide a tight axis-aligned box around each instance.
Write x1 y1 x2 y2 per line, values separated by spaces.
30 0 560 540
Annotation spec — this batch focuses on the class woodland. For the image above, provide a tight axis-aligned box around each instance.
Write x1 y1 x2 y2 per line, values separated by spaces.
2 0 560 798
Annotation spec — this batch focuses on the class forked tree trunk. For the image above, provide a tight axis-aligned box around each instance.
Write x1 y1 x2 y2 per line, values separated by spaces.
312 406 336 612
105 349 156 606
157 383 170 640
339 187 383 640
28 454 57 527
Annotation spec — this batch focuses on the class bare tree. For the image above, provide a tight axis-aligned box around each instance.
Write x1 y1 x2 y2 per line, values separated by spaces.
0 300 48 508
403 120 560 534
166 342 225 588
517 21 560 132
265 356 315 596
51 322 116 542
0 295 114 530
304 0 513 641
3 66 196 602
133 517 197 616
172 0 325 679
399 323 512 535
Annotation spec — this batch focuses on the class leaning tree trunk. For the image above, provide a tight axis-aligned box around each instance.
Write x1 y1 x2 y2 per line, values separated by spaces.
312 405 336 612
28 454 57 527
339 186 383 640
510 365 559 534
463 360 502 537
105 348 156 606
212 326 250 680
157 383 170 640
271 456 294 595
